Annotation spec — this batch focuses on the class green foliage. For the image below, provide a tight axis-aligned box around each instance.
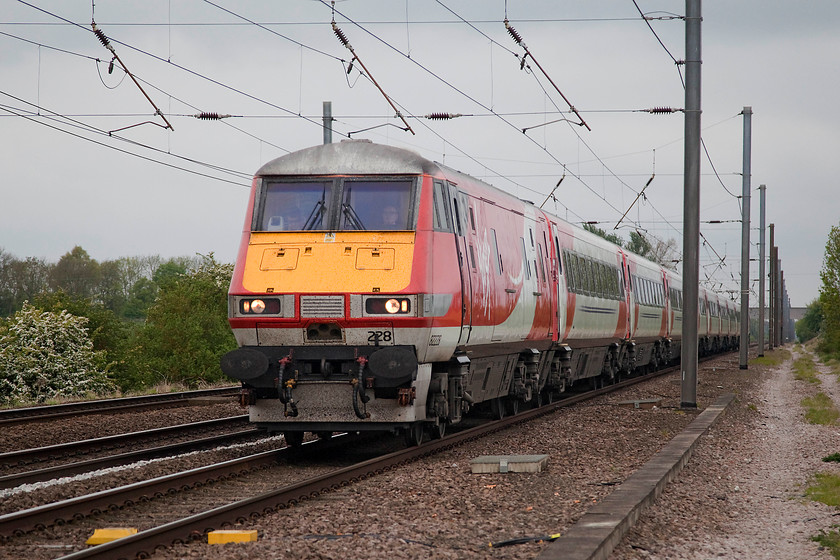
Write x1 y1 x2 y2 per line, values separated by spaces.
819 224 840 355
802 393 840 425
807 472 840 508
812 529 840 559
625 230 652 257
797 299 823 343
750 348 791 367
0 302 113 404
31 291 134 383
134 254 236 389
823 453 840 463
793 354 820 384
583 223 625 247
50 246 101 299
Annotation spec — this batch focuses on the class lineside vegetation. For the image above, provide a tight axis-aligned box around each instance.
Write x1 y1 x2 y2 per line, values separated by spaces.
0 247 235 405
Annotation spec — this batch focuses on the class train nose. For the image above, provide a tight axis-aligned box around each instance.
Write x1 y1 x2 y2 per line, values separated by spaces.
220 348 270 381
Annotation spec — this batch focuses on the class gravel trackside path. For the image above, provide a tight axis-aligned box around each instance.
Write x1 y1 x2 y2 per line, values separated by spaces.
613 347 840 559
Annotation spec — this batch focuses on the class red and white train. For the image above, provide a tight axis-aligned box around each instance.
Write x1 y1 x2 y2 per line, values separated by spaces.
221 140 739 445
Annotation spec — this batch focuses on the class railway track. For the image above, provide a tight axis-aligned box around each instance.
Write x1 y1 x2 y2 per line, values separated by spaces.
0 361 687 559
0 387 240 427
0 420 261 490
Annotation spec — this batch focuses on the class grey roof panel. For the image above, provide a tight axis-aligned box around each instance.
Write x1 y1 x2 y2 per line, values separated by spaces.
257 140 439 177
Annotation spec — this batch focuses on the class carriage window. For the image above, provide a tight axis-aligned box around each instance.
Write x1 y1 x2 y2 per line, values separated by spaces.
521 238 531 279
340 179 413 230
433 181 451 232
257 181 332 231
491 229 502 274
565 251 576 291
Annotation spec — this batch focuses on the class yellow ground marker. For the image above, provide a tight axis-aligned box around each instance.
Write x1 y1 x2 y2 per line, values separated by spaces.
207 530 259 544
86 527 138 545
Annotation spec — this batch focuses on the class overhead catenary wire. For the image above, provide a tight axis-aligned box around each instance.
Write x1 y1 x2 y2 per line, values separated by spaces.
7 2 746 292
90 21 174 131
331 6 414 135
0 89 252 182
503 18 590 131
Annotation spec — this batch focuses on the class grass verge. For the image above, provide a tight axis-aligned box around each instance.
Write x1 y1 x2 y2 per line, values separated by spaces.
794 354 822 384
802 393 840 425
751 348 792 367
813 528 840 559
809 474 840 559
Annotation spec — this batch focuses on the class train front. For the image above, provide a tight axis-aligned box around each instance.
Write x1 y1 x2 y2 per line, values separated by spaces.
221 141 447 443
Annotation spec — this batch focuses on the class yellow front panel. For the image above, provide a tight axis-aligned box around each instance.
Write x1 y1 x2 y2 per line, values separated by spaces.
242 231 415 293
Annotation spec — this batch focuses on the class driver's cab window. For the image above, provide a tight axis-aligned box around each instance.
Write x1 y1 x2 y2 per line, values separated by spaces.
339 179 413 230
257 181 331 231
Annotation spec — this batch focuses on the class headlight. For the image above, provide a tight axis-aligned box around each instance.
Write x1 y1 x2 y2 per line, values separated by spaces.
239 298 281 315
365 297 412 315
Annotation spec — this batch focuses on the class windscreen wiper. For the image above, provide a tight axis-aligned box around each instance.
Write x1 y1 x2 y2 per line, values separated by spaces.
342 203 366 230
303 199 325 230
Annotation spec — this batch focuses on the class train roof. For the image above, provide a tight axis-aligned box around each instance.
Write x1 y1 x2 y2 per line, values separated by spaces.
256 140 440 177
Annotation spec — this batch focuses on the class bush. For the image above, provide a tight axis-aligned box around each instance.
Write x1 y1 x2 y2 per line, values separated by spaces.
134 254 236 388
0 303 113 404
797 299 823 343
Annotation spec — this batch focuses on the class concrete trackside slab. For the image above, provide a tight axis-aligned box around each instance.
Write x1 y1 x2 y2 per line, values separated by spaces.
536 393 735 560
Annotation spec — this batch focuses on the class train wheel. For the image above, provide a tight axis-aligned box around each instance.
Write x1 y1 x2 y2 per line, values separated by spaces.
490 398 506 420
404 422 424 446
427 420 446 440
283 432 304 447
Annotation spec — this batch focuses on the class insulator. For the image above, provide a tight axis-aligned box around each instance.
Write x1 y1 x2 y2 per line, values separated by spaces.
648 107 677 114
332 22 351 49
92 25 111 50
425 113 462 120
504 19 523 44
194 112 230 120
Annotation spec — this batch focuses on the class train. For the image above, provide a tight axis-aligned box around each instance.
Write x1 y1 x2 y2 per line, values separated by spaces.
221 140 739 446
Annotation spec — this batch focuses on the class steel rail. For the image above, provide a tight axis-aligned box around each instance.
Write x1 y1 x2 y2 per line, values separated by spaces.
0 428 262 489
0 447 286 538
0 415 248 467
0 387 240 426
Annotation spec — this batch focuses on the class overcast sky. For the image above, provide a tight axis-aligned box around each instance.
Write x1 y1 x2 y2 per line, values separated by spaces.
2 1 838 307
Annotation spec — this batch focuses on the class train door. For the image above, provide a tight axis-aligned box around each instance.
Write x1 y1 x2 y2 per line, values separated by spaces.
620 251 635 339
447 182 473 345
551 230 567 341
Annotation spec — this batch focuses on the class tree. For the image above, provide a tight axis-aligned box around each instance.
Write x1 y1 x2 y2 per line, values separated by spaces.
11 257 51 310
819 224 840 354
50 246 100 299
134 254 236 388
0 248 16 316
583 223 625 247
625 230 652 258
797 298 822 343
0 303 112 404
98 259 127 315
